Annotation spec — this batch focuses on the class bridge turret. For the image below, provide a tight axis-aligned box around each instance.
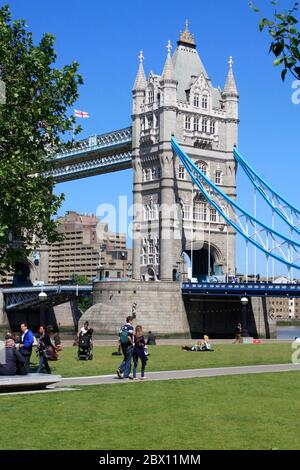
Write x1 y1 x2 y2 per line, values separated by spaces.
223 56 239 151
132 50 146 280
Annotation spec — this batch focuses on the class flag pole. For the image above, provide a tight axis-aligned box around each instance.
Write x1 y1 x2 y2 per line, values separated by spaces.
72 110 75 143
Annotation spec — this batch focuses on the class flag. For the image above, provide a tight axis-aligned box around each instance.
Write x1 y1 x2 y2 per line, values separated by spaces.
74 109 90 118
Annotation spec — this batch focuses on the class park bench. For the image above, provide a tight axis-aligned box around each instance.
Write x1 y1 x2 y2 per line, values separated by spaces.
0 374 61 392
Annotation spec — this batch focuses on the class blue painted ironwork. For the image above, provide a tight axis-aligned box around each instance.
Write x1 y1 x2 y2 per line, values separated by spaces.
182 282 300 297
234 147 300 235
3 285 92 311
171 137 300 270
51 127 132 182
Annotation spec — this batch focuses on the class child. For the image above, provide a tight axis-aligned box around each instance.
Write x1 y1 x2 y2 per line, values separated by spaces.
133 325 148 380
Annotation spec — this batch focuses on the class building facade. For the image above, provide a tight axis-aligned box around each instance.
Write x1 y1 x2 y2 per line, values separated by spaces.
48 211 130 284
132 22 238 283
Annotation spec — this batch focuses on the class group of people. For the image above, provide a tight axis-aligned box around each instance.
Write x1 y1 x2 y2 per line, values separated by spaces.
0 322 61 376
182 335 213 352
116 316 149 380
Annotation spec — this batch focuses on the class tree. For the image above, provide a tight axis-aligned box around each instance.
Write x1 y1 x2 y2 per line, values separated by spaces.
0 4 83 274
249 1 300 81
71 274 93 312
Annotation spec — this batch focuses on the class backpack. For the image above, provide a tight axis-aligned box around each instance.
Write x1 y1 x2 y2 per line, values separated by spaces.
119 329 129 345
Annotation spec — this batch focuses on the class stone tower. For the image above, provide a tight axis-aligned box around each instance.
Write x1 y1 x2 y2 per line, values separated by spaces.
132 21 238 283
83 22 240 336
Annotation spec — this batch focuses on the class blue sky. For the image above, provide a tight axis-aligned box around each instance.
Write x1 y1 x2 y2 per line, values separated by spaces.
6 0 300 275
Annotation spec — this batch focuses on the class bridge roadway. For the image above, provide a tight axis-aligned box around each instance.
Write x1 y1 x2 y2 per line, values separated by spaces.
3 281 300 312
182 282 300 298
2 285 92 311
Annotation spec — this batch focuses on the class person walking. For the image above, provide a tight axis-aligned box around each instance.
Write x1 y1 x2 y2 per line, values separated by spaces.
116 316 134 379
132 325 148 380
36 326 57 374
19 322 34 372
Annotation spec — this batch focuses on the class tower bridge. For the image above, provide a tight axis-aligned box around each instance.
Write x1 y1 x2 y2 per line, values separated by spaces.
3 22 300 338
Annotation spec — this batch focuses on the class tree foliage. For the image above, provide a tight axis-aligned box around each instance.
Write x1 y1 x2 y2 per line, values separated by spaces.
0 4 83 274
249 0 300 81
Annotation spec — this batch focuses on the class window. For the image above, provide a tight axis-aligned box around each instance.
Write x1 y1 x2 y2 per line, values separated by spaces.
215 171 221 185
202 118 208 133
194 202 207 221
194 95 199 107
142 237 160 265
197 161 207 176
105 271 109 278
210 208 217 222
185 115 191 130
183 205 191 220
210 120 215 134
178 166 185 180
117 272 121 278
202 95 208 109
148 89 154 104
194 117 199 131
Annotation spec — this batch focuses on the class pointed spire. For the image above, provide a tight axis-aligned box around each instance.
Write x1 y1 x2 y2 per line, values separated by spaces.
224 56 238 96
133 50 146 91
161 40 176 82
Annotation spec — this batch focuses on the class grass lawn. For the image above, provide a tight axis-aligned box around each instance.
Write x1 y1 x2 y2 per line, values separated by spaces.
0 372 299 450
28 343 294 377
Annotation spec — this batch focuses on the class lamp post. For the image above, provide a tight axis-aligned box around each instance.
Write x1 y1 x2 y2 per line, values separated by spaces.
241 297 249 337
38 290 47 327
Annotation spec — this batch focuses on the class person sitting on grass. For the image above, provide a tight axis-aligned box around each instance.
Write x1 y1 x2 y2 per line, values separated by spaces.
182 341 202 351
0 338 27 376
201 335 214 351
132 325 148 380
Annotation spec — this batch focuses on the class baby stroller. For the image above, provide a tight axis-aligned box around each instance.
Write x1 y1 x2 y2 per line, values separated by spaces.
77 329 93 360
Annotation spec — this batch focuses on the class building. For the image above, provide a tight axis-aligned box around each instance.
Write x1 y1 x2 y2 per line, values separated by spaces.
48 211 130 284
86 23 243 336
131 21 237 283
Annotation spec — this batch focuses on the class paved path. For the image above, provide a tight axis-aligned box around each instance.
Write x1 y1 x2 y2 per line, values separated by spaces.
56 363 300 387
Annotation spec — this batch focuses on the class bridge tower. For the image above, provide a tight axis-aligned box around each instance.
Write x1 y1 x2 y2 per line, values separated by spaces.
84 23 242 337
132 22 238 283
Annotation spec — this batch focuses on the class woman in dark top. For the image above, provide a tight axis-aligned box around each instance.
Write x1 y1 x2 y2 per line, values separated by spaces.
36 325 56 374
132 325 148 380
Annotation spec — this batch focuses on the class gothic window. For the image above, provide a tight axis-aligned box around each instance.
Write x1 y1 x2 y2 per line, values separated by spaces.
202 118 208 133
151 168 156 180
210 120 215 134
185 115 191 130
215 170 222 185
210 208 217 222
147 116 153 128
196 161 208 176
178 166 185 180
194 117 199 131
194 95 199 107
148 88 154 104
202 95 208 109
141 237 160 265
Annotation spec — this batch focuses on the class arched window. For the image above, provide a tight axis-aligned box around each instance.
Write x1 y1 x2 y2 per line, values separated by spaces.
202 118 208 133
194 116 199 131
193 95 199 107
202 95 208 109
196 161 208 176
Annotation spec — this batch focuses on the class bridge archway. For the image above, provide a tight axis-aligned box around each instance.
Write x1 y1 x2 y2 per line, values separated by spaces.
183 242 223 281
